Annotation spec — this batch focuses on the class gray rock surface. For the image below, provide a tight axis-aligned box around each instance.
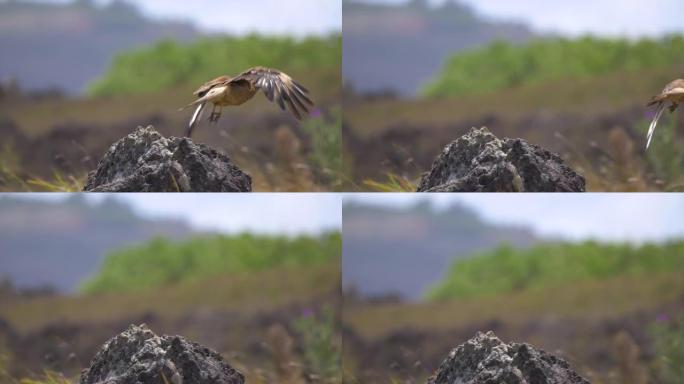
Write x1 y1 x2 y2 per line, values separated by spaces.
427 331 590 384
84 126 251 192
80 324 244 384
417 127 585 192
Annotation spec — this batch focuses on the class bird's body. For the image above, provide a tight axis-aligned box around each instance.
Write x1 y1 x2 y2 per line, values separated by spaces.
181 67 313 137
193 75 256 106
645 78 684 149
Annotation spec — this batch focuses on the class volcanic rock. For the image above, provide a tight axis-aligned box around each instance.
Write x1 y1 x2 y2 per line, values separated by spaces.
80 324 244 384
427 331 590 384
417 127 585 192
83 126 251 192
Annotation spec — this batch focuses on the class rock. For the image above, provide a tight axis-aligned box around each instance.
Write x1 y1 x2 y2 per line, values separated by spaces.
417 127 585 192
427 331 590 384
83 126 251 192
80 324 244 384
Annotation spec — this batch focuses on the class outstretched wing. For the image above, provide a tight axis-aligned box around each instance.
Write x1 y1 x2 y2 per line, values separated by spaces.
230 66 313 120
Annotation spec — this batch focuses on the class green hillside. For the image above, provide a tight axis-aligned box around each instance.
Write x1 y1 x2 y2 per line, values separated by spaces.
81 232 341 294
428 240 684 300
424 35 684 97
89 34 342 96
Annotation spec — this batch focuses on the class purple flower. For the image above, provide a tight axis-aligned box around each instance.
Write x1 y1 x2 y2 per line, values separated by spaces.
302 307 314 318
656 313 670 323
310 108 322 118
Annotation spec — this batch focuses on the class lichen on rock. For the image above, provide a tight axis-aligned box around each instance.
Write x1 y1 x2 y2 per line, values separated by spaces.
79 324 244 384
83 126 251 192
417 127 585 192
427 331 590 384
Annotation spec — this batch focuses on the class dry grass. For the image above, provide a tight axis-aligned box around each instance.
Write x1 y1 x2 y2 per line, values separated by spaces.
344 64 684 191
345 65 682 138
0 68 338 137
362 173 417 192
0 67 340 192
346 271 684 340
1 262 339 334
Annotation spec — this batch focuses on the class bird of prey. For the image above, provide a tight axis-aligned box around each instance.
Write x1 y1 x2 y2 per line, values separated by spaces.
645 78 684 149
181 66 313 137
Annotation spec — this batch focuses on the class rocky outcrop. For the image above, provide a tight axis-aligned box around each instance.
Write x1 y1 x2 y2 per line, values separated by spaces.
417 127 585 192
83 126 251 192
80 324 244 384
427 331 590 384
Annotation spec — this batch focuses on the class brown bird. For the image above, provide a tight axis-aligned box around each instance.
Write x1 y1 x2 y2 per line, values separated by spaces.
645 78 684 149
181 66 313 137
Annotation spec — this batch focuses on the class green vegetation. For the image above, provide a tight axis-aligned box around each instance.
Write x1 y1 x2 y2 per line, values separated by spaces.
292 306 341 383
424 35 684 97
651 314 684 383
640 114 684 191
17 372 72 384
81 232 341 294
362 173 416 192
89 35 341 96
302 108 342 188
428 241 684 300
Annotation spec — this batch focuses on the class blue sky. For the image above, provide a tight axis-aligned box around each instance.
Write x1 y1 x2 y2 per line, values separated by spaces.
30 0 342 36
364 0 684 38
9 193 342 235
345 194 684 243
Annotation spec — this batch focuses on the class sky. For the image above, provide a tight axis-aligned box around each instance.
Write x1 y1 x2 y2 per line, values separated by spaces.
345 193 684 243
8 193 684 241
9 193 341 235
31 0 342 36
363 0 684 38
23 0 683 37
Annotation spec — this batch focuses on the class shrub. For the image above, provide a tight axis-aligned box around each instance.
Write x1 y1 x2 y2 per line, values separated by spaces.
81 232 341 294
427 241 684 300
423 35 684 97
89 34 341 96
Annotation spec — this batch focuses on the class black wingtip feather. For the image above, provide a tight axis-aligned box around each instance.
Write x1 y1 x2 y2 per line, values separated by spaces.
293 86 314 106
289 90 310 115
293 80 309 94
283 93 302 120
274 83 286 111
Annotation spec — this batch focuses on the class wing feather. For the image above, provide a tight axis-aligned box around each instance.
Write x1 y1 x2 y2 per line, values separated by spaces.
229 67 313 120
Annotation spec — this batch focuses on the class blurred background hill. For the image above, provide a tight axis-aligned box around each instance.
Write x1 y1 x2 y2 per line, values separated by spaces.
0 194 342 383
0 0 342 192
0 0 198 94
0 195 191 292
342 194 684 384
343 0 535 96
343 200 536 299
342 0 684 192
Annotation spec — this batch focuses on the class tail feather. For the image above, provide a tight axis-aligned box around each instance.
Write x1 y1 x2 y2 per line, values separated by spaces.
646 103 666 149
186 102 206 137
